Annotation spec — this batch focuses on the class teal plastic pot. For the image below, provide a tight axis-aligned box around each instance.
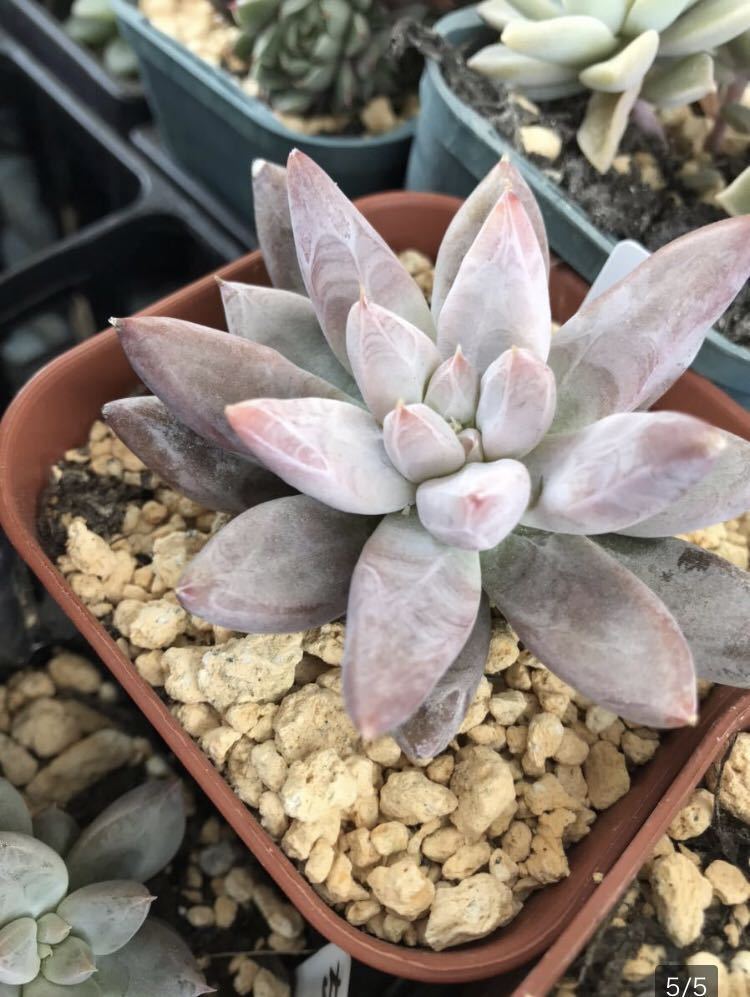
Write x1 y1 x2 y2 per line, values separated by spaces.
113 0 414 224
406 6 750 408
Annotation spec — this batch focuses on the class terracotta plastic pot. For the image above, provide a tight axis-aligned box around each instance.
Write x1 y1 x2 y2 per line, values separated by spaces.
1 191 749 983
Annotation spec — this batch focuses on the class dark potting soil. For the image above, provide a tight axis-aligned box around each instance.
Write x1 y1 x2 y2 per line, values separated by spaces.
396 23 750 349
559 737 750 996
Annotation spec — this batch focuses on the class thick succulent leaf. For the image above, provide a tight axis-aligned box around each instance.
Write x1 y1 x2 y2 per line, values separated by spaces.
437 192 551 371
595 534 750 688
579 30 658 92
621 430 750 537
32 809 79 858
57 883 152 956
396 597 492 760
41 937 96 986
114 317 351 455
549 216 750 430
577 85 640 174
345 298 441 423
251 159 305 293
432 158 549 319
226 398 414 514
660 0 750 57
523 411 725 535
36 915 70 947
562 0 627 33
218 281 359 397
457 428 484 463
382 404 466 484
716 165 750 217
417 460 531 551
0 834 68 923
0 783 31 837
641 53 716 109
477 0 563 28
177 496 376 632
423 349 480 425
286 150 434 371
623 0 699 34
103 398 292 514
476 347 556 459
65 780 185 890
467 46 583 101
501 15 617 66
342 514 482 739
0 918 38 986
0 983 19 996
480 530 697 726
95 920 213 997
23 979 101 997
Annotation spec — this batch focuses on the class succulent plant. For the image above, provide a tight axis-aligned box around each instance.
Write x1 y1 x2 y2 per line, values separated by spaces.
232 0 420 117
105 151 750 759
469 0 750 172
64 0 138 79
0 778 212 996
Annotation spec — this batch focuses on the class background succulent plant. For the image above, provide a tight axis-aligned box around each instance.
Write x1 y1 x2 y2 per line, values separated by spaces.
232 0 421 117
105 151 750 759
0 778 211 996
469 0 750 172
63 0 138 78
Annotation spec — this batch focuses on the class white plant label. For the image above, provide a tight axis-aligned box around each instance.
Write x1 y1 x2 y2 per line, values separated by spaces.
584 240 651 304
294 943 351 997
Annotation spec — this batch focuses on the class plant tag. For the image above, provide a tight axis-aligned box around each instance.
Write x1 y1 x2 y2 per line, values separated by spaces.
584 240 650 305
294 943 351 997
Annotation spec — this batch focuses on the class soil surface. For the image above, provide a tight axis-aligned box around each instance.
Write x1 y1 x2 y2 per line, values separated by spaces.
397 23 750 349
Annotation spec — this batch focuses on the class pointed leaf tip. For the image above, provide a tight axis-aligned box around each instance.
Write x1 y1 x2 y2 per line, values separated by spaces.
382 403 466 484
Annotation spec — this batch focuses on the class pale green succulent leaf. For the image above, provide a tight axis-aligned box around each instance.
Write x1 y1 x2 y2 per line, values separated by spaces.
0 918 38 985
0 983 19 996
32 809 79 859
501 15 618 67
716 165 750 217
577 84 640 173
235 0 278 33
721 102 750 133
0 834 68 924
726 27 750 64
41 937 96 986
23 977 102 996
562 0 628 34
35 915 70 947
467 44 582 97
57 882 153 956
0 783 31 838
508 0 563 17
580 30 659 92
622 0 699 36
660 0 750 57
641 52 715 107
476 0 531 31
65 781 185 891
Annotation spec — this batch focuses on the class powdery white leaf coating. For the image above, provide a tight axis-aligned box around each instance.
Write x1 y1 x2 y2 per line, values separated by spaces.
431 157 550 318
468 45 582 101
579 30 659 92
177 496 376 633
659 0 750 57
24 976 101 996
57 883 153 956
96 919 214 997
32 809 79 859
640 52 716 109
286 150 434 371
251 159 306 294
437 191 551 371
40 937 95 986
501 15 618 66
620 430 750 537
0 918 39 986
577 85 641 174
382 403 466 484
457 428 485 463
0 782 31 837
396 597 492 759
345 298 441 423
103 398 292 514
227 397 415 514
416 460 531 551
562 0 628 34
476 347 557 459
595 534 750 689
423 349 480 425
523 411 726 535
0 834 68 923
343 514 482 739
114 316 352 455
218 280 360 397
66 781 185 891
478 0 562 28
550 217 750 430
481 530 697 726
623 0 698 34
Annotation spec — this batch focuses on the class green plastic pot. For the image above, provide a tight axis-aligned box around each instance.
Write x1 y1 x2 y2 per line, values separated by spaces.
405 6 750 409
113 0 415 225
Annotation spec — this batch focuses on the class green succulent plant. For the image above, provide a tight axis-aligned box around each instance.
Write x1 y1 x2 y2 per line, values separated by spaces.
469 0 750 172
64 0 138 79
232 0 419 116
0 778 212 996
